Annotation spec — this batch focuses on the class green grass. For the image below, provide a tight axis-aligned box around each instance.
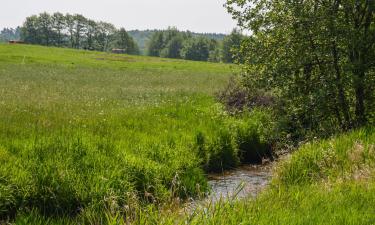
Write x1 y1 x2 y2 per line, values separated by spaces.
162 127 374 225
1 45 373 225
0 44 274 223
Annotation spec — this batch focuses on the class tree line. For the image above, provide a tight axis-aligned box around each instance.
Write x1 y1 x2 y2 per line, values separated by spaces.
20 12 139 54
15 12 245 63
146 27 244 63
224 0 374 138
0 27 21 42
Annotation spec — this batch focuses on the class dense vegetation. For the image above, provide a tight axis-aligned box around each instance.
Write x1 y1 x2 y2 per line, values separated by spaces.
128 30 226 55
146 28 243 63
223 0 374 140
20 12 140 54
1 0 374 224
142 128 374 224
0 44 273 223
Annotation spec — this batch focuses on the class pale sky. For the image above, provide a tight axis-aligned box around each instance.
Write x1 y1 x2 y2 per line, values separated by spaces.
0 0 237 34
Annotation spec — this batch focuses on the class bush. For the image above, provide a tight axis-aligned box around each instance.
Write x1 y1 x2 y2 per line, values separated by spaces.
217 77 275 113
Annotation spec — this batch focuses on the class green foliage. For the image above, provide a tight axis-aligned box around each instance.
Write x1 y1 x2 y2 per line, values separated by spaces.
221 29 244 63
147 28 228 62
130 128 375 225
180 37 210 61
115 28 140 55
130 29 225 55
225 0 375 138
147 31 164 56
20 12 139 54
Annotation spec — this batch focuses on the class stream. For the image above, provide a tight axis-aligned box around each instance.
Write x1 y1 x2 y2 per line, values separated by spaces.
207 164 272 202
184 164 272 211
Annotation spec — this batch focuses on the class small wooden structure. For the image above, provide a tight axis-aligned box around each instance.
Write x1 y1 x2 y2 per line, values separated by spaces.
9 40 25 44
112 49 126 54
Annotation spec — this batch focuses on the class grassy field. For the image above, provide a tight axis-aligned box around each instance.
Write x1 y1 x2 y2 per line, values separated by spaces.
0 44 274 223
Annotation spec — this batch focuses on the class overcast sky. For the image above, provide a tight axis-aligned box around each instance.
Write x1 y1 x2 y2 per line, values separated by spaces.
0 0 237 34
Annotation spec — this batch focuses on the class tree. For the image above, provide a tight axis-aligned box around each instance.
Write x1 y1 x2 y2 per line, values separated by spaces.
95 21 116 51
21 15 41 44
114 28 140 55
73 14 87 49
225 0 375 135
84 19 97 50
38 12 53 46
147 31 164 56
221 29 243 63
52 12 65 46
160 35 184 58
181 37 210 61
65 14 75 48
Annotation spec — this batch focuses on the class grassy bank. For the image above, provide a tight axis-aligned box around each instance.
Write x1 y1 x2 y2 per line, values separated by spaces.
165 127 374 224
0 44 273 223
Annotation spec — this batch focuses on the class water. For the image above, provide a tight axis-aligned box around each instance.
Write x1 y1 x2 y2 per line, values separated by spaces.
183 164 272 212
207 164 272 202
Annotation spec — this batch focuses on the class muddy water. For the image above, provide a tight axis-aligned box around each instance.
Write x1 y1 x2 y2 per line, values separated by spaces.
207 164 272 202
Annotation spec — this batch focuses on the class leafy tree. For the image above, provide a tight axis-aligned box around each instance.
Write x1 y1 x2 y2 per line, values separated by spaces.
147 31 165 56
65 14 75 48
222 29 243 63
225 0 375 135
84 19 97 50
160 35 184 58
21 15 41 44
95 21 116 51
114 28 140 55
52 12 65 46
181 37 210 61
73 14 87 49
37 12 53 45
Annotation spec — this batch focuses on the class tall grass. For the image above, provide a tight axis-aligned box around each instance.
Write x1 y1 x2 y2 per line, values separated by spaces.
164 127 374 225
0 44 273 223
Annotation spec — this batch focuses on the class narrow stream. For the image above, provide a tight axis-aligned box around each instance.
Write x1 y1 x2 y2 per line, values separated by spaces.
207 164 272 202
183 164 272 212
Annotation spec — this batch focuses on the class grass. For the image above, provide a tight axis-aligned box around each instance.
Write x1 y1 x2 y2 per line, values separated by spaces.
0 44 274 223
1 44 373 225
18 127 372 224
159 127 374 225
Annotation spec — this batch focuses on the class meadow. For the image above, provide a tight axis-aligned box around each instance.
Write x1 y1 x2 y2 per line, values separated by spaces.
0 44 273 223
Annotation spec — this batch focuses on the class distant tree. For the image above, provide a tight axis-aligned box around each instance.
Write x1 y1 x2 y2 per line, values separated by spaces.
147 31 164 56
181 37 210 61
160 35 184 58
38 12 53 45
221 29 243 63
73 14 87 48
65 14 75 48
114 28 140 55
1 27 21 42
21 15 41 44
84 19 97 50
51 12 65 46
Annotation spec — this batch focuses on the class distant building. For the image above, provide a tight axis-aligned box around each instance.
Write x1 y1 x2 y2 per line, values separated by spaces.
112 49 126 54
9 40 25 44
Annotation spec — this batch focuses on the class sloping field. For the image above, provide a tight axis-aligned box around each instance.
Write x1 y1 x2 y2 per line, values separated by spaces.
0 44 272 223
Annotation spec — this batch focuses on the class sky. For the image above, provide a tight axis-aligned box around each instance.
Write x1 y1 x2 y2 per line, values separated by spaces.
0 0 238 34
